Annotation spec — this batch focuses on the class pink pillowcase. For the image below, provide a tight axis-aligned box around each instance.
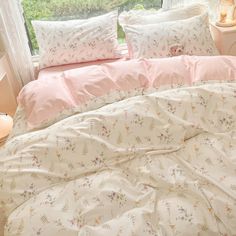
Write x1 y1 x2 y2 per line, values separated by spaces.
18 56 236 129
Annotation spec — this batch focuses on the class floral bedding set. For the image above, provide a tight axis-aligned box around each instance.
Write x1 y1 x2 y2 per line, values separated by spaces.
1 56 236 236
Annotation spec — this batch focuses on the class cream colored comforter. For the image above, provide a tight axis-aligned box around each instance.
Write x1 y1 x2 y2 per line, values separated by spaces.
1 83 236 236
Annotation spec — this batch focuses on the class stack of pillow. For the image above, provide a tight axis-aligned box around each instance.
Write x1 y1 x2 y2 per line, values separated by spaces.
32 3 218 69
119 4 219 59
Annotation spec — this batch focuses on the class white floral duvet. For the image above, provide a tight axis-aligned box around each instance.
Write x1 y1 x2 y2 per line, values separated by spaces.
1 83 236 236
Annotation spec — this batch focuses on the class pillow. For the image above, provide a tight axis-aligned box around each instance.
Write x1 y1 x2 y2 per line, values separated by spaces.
123 12 219 59
119 3 207 26
162 0 219 21
119 9 162 26
32 11 120 69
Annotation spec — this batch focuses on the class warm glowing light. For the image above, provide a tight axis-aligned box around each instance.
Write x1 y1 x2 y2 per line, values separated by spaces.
216 0 236 27
0 113 13 140
220 11 227 23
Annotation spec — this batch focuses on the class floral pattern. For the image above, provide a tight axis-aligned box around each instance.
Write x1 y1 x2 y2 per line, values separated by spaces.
1 83 236 236
32 11 120 69
124 12 219 59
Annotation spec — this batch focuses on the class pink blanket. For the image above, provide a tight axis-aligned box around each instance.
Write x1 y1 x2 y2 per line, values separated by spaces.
18 56 236 129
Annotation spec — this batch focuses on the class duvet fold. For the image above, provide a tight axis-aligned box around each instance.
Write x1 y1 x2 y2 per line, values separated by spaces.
17 55 236 129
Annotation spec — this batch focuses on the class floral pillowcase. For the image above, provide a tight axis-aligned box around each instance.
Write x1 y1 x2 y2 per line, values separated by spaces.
123 12 219 59
32 11 120 69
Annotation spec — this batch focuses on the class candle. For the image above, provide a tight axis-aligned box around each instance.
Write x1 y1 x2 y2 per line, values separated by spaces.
220 11 227 22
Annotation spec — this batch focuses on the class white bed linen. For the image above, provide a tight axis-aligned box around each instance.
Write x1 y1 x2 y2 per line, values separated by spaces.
1 83 236 236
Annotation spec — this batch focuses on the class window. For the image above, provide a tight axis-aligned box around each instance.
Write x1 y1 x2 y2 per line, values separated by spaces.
21 0 163 55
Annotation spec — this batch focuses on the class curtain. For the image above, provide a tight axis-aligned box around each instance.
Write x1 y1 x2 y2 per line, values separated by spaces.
162 0 185 9
162 0 220 20
0 0 35 89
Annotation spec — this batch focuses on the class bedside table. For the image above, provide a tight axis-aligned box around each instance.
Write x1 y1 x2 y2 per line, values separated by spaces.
0 113 13 147
210 23 236 56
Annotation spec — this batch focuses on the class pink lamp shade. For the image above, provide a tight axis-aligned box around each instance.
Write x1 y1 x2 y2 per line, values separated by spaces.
0 113 13 142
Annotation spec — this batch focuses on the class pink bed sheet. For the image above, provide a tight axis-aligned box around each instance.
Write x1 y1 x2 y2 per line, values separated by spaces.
19 55 236 129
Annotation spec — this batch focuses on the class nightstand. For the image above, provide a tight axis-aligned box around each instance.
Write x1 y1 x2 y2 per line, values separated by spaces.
0 113 13 147
210 23 236 56
0 53 18 116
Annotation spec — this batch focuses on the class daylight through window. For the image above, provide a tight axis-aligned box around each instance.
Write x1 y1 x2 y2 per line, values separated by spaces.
22 0 163 55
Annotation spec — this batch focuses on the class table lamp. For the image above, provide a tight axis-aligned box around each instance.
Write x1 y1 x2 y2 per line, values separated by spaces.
0 113 13 143
216 0 236 27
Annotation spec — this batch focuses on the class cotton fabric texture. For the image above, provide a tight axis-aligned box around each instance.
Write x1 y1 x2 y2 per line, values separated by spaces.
17 56 235 129
119 3 206 26
32 11 120 69
123 12 218 59
2 82 236 236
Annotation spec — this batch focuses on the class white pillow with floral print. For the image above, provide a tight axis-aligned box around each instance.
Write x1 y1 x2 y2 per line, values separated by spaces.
32 11 120 69
123 12 219 59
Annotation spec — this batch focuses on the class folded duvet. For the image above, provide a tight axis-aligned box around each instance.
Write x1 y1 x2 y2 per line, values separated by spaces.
17 55 236 129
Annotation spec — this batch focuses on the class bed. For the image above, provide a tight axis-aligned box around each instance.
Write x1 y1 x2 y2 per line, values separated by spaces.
0 54 236 236
1 2 236 235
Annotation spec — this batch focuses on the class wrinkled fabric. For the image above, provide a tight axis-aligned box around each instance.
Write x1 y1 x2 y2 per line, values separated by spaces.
18 56 236 129
1 83 236 236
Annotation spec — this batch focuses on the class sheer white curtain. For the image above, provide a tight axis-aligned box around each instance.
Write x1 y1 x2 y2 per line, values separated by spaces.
0 0 35 88
162 0 185 9
162 0 220 20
